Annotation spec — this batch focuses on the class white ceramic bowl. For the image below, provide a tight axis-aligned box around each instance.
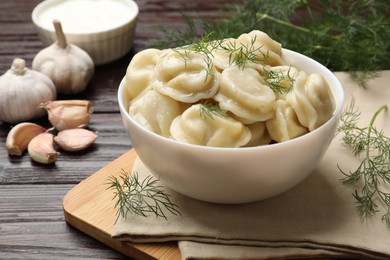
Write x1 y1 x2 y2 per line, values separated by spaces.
32 0 138 65
118 49 344 204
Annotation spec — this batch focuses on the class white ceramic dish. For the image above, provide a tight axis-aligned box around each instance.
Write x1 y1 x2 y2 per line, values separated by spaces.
32 0 138 65
118 49 344 204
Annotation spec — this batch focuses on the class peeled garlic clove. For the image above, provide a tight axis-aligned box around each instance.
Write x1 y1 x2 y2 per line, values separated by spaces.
6 122 46 156
28 132 59 164
54 128 97 152
41 100 93 131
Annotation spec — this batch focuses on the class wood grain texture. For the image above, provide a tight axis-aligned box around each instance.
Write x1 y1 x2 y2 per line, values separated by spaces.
0 184 128 259
0 0 237 259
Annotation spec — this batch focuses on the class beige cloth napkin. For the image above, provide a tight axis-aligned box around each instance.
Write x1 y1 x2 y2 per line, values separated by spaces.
113 71 390 260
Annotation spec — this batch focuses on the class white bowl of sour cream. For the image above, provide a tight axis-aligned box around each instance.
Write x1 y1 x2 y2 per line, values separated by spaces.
32 0 138 65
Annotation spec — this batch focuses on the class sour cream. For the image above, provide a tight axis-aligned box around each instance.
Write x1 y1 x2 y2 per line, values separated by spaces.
37 0 136 34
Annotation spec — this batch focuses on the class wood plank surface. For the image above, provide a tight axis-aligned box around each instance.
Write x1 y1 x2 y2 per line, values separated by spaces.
63 149 181 260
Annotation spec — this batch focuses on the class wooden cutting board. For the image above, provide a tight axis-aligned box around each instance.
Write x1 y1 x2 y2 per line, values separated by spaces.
63 149 181 260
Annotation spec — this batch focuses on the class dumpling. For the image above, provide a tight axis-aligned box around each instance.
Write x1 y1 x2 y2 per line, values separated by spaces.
265 99 308 143
256 65 300 99
211 38 242 71
263 65 299 91
211 30 286 71
125 48 162 103
170 104 251 147
129 89 185 137
152 49 219 103
286 72 335 131
237 30 287 66
229 112 257 125
243 122 272 147
214 66 276 122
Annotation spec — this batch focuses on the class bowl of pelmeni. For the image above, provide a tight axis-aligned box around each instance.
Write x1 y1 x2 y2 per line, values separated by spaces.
118 30 344 204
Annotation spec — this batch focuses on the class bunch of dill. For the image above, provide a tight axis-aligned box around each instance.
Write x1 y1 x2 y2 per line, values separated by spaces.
150 0 390 87
336 99 390 226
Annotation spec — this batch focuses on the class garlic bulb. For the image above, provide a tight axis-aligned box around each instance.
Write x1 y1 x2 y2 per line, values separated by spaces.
32 20 94 95
0 58 57 123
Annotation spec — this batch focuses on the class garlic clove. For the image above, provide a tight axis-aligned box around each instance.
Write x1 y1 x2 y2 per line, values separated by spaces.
54 128 97 152
41 100 93 131
6 122 47 156
28 132 59 164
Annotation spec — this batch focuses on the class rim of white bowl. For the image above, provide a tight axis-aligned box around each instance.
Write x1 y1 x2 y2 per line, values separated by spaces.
118 48 345 152
32 0 139 35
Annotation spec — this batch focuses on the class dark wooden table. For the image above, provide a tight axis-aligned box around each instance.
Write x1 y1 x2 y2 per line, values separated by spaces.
0 0 235 259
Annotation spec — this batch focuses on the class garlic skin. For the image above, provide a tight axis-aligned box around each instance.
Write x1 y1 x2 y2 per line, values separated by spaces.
32 20 94 95
41 100 93 131
54 128 97 152
28 132 59 164
0 58 57 123
6 122 47 156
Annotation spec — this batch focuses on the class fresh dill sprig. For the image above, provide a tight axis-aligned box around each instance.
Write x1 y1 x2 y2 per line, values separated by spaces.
220 36 269 69
173 33 295 94
172 48 215 82
199 101 226 119
107 170 181 222
173 33 272 82
178 32 219 55
336 98 390 226
173 32 219 81
172 32 273 82
149 0 390 87
263 67 295 95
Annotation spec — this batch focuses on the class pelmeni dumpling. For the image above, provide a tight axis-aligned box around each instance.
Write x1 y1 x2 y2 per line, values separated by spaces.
286 72 334 131
129 89 185 137
214 66 276 122
244 122 272 147
170 104 251 147
230 112 257 125
263 65 300 88
211 38 242 71
265 99 308 142
259 65 300 99
237 30 287 66
152 49 219 103
125 48 162 103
